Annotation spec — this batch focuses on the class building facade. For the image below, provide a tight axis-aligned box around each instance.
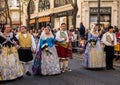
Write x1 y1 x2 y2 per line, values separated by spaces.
9 0 20 28
81 0 119 29
22 0 120 29
0 0 20 28
22 0 74 29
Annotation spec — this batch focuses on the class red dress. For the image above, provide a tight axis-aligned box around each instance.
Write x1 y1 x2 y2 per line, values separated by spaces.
114 32 120 52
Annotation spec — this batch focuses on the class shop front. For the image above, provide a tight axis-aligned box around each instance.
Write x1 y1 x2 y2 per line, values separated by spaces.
12 21 20 29
90 7 111 29
52 10 73 29
29 19 36 29
37 16 51 29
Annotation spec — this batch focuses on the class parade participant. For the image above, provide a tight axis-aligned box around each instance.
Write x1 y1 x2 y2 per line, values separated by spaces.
32 40 41 75
39 26 60 75
16 26 36 76
101 26 117 70
114 29 120 60
16 27 21 36
84 24 105 68
56 23 72 72
67 27 75 59
33 29 39 46
0 24 23 81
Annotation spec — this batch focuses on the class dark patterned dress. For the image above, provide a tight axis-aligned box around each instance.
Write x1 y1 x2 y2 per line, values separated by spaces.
0 32 23 81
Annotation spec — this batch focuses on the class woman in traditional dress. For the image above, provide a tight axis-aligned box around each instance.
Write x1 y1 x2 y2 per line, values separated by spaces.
84 24 105 68
0 24 23 81
32 40 42 75
114 29 120 60
39 26 60 75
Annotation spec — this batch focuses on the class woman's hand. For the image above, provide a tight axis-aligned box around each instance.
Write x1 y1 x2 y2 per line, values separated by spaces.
32 49 36 54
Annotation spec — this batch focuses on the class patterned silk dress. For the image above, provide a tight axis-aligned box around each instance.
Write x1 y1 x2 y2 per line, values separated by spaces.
40 37 60 75
0 32 23 81
84 32 105 68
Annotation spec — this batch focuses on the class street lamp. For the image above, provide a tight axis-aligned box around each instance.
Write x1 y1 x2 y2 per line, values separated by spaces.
98 0 100 31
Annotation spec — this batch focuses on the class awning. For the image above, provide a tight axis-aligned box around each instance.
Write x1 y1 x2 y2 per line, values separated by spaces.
38 16 50 22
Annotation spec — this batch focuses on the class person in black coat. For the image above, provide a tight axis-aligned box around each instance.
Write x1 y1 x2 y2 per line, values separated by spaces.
79 22 85 37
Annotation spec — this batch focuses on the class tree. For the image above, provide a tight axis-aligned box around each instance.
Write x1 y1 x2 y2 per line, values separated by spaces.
26 0 32 29
0 0 6 24
23 0 33 29
4 0 12 26
0 0 12 27
70 0 78 28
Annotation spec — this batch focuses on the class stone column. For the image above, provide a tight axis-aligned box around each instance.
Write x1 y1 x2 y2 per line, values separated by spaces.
111 1 118 26
84 2 89 29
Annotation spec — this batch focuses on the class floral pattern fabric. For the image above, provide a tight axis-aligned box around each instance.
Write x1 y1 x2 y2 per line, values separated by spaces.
40 38 60 75
84 33 105 68
0 47 23 81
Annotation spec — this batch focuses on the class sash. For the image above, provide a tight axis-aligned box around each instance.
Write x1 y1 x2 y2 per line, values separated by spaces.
57 42 68 48
106 33 114 44
58 31 68 48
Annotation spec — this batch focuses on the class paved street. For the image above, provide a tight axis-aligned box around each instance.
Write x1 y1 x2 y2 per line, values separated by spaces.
1 53 120 85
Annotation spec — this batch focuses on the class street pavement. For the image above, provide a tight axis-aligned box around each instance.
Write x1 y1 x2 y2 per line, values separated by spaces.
1 53 120 85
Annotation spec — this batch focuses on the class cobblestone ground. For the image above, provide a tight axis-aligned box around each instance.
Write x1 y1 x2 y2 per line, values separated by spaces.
1 53 120 85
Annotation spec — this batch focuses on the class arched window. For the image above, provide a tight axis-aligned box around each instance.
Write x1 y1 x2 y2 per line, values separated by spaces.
29 0 35 14
38 0 50 12
54 0 72 7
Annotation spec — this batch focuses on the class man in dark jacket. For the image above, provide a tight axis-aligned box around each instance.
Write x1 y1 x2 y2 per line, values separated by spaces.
79 22 85 37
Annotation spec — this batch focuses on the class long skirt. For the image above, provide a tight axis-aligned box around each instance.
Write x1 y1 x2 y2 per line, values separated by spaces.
41 46 60 75
32 47 41 75
0 47 23 81
84 41 105 68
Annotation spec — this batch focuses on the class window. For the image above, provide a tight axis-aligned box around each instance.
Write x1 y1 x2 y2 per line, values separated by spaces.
8 0 17 7
29 0 35 14
38 0 50 12
16 0 20 7
54 0 72 7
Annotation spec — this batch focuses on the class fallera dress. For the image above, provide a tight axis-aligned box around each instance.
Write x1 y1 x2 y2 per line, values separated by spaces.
84 33 105 68
40 37 60 75
0 32 23 81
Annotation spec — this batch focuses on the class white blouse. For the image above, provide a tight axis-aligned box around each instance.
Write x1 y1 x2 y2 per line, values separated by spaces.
56 30 69 43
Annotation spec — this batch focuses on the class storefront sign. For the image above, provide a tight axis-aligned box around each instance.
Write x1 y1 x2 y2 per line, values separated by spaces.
38 16 50 22
56 12 67 17
90 7 111 14
30 19 35 24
